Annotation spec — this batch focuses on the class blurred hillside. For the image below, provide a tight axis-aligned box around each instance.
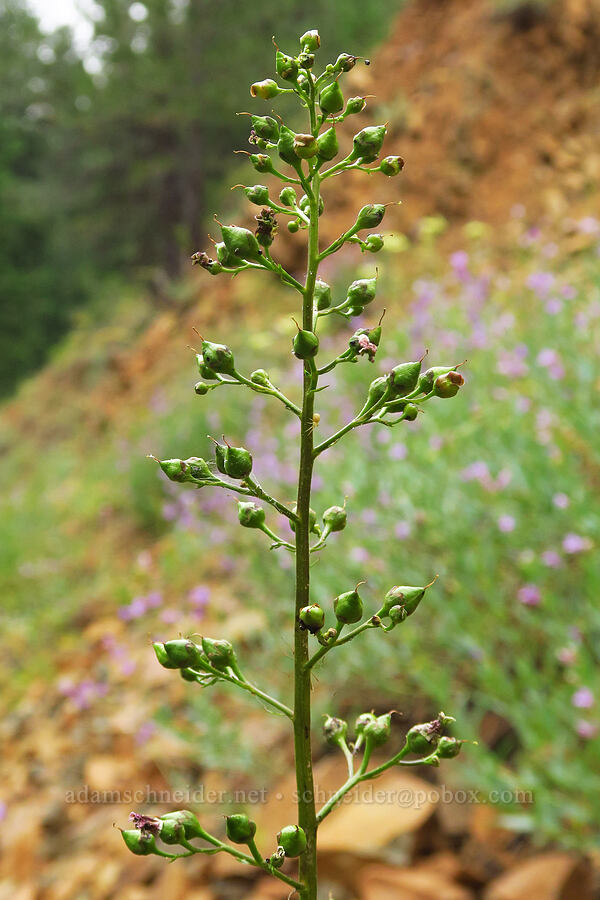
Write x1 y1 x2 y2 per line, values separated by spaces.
1 0 600 898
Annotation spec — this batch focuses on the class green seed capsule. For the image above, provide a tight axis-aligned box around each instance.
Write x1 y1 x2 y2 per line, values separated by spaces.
433 371 465 398
319 80 344 115
201 340 236 376
294 133 319 159
362 375 389 414
364 713 391 747
288 220 300 233
314 279 332 310
156 458 189 483
324 715 348 745
388 360 422 397
180 667 197 682
289 505 320 535
277 825 307 858
213 440 227 475
350 124 387 163
194 382 210 396
269 848 286 869
322 505 347 534
278 125 298 165
345 96 366 115
153 642 179 669
300 29 320 51
317 126 339 162
121 829 158 856
298 50 315 69
334 53 357 72
237 500 265 529
356 204 386 230
201 636 236 670
388 604 407 625
416 365 458 395
355 712 376 736
226 813 257 844
364 233 384 253
299 194 324 216
334 588 363 624
249 153 275 174
224 445 253 479
293 329 319 359
279 186 297 206
250 368 270 386
402 403 419 421
251 115 279 142
406 718 443 754
380 155 404 176
276 50 299 82
244 184 270 206
220 224 263 263
436 736 463 759
380 584 430 618
161 810 206 840
250 79 281 99
215 241 246 269
347 275 377 306
190 251 223 274
162 638 205 669
299 604 325 634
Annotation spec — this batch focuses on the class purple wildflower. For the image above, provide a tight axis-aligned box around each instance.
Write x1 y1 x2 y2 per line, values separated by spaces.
576 720 598 740
541 550 563 568
572 688 594 709
552 492 569 509
394 521 411 540
563 533 592 554
518 584 541 607
497 515 516 533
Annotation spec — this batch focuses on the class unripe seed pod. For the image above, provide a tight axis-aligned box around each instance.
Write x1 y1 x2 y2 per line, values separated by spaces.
201 636 236 670
277 125 298 165
345 96 366 115
298 51 315 69
121 828 158 856
314 279 332 310
380 583 431 618
251 115 279 142
347 304 365 317
194 381 210 396
180 667 197 682
277 825 307 857
250 153 275 174
319 81 344 115
317 126 339 162
300 29 320 51
364 233 384 252
226 813 256 844
237 500 265 528
417 365 459 395
335 53 358 72
288 220 300 233
334 587 363 624
406 718 444 755
289 504 320 535
299 604 325 634
293 133 319 159
351 125 386 163
220 224 263 263
250 368 270 385
299 194 324 217
402 403 419 421
153 641 179 669
186 457 214 480
347 275 377 307
380 155 404 176
156 456 212 484
190 251 223 274
244 184 270 206
250 79 281 99
161 638 205 669
322 505 347 533
293 329 319 359
388 604 407 624
323 715 348 745
436 736 463 758
161 810 205 840
279 186 297 206
156 458 190 483
276 50 299 82
213 440 227 475
433 370 465 398
364 712 391 747
269 848 286 868
356 204 386 230
195 353 219 380
388 360 422 397
202 340 236 376
355 712 377 735
215 241 246 269
223 445 253 479
362 375 389 414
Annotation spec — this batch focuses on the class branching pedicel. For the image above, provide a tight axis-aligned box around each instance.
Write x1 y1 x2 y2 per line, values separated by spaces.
122 30 468 899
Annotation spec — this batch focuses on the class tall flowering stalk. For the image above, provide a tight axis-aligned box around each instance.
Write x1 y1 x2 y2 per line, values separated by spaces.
122 30 468 899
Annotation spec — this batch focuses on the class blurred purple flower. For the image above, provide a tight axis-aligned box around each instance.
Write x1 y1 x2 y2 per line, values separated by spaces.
557 646 577 665
526 271 555 296
461 461 489 483
189 585 210 607
518 584 541 607
160 609 180 624
572 688 594 709
537 348 559 367
563 533 592 554
561 284 576 300
497 515 516 533
541 550 563 569
576 720 598 739
545 298 563 315
389 443 408 461
450 250 470 281
552 493 569 509
429 436 444 451
135 721 157 746
0 802 6 822
497 350 529 378
361 508 377 526
350 546 370 564
394 521 412 540
578 216 600 235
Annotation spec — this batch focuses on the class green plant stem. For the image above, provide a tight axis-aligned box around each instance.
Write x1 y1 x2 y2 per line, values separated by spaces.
188 666 293 719
316 745 438 824
181 835 303 892
293 85 321 900
306 619 377 669
243 475 299 523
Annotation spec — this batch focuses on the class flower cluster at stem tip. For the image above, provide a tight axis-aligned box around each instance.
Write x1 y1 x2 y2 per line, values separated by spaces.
124 28 470 892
